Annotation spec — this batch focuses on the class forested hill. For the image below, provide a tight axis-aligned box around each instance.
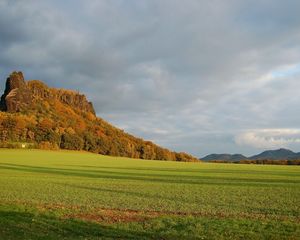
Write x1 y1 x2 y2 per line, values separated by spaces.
0 71 198 162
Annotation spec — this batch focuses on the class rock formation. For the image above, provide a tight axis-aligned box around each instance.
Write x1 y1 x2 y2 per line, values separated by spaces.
0 71 32 112
0 71 95 114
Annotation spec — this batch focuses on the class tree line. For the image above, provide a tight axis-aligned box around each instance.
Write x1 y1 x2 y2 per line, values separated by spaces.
209 159 300 165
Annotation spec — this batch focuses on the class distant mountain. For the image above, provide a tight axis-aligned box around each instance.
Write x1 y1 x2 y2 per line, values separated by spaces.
0 71 198 162
202 148 300 162
249 148 297 160
295 152 300 159
202 154 247 162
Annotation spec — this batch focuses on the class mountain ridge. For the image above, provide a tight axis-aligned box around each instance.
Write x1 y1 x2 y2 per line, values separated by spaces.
202 148 300 161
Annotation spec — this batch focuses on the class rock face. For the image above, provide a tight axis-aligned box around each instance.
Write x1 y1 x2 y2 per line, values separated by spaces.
0 71 95 114
27 80 95 114
0 71 32 112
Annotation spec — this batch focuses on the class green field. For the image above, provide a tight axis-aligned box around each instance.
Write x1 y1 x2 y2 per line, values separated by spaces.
0 149 299 239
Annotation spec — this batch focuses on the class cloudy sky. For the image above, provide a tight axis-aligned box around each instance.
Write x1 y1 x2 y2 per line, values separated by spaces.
1 0 300 157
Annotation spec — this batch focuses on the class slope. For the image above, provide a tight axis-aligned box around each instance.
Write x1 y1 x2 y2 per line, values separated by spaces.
0 71 198 162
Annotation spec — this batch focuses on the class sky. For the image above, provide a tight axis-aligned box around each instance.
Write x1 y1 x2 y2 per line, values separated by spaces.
1 0 300 157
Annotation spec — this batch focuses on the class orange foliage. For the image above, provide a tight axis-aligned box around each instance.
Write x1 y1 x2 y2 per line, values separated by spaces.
0 90 199 162
40 118 54 129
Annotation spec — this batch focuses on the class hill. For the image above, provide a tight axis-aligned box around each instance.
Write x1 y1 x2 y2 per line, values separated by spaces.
202 148 300 163
0 71 198 162
249 148 298 160
202 154 247 162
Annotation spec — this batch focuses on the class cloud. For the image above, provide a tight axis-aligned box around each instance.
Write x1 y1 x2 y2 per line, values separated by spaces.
1 0 300 156
235 129 300 149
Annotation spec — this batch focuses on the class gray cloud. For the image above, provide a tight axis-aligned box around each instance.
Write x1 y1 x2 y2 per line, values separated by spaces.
1 0 300 156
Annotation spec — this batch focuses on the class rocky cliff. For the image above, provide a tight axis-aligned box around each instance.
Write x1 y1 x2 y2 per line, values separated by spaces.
0 72 32 112
0 71 95 114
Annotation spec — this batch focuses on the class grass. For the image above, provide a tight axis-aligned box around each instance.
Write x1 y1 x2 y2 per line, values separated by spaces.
0 149 299 239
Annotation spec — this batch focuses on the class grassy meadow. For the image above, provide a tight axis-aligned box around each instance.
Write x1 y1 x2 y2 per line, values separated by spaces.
0 149 299 239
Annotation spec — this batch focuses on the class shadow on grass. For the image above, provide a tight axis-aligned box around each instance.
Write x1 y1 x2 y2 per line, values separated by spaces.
69 165 300 177
1 207 298 240
0 163 299 187
0 209 152 240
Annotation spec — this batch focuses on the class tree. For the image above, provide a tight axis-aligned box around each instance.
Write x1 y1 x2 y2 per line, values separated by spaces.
60 133 84 150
